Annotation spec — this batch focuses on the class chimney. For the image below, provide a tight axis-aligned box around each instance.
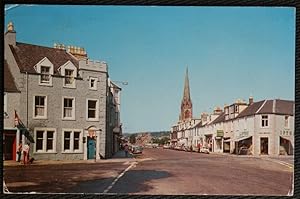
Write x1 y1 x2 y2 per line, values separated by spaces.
5 22 16 46
67 45 87 60
249 96 254 105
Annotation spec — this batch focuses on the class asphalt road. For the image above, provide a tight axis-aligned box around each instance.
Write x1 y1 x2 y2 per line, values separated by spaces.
3 148 293 195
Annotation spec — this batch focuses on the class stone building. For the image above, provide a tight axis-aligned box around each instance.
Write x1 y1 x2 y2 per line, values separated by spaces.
170 67 294 156
4 22 120 160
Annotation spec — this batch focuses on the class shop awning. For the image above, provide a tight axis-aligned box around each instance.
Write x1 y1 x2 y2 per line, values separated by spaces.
223 139 232 142
235 136 252 142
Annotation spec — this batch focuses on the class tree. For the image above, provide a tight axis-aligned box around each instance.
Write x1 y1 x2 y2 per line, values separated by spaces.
129 134 136 144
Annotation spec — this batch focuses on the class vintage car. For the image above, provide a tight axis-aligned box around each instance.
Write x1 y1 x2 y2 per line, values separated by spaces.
131 145 143 154
200 147 210 154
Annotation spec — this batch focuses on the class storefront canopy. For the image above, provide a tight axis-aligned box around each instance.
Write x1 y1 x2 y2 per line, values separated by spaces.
235 136 252 142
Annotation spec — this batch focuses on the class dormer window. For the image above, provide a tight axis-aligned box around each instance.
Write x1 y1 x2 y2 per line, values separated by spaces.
59 61 77 88
65 69 74 85
36 57 54 86
41 66 51 83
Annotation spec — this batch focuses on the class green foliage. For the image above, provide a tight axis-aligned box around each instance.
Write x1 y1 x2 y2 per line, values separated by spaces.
129 134 136 144
151 136 170 145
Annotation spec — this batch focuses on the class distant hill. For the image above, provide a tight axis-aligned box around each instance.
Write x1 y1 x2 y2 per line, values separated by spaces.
149 131 170 138
123 131 170 138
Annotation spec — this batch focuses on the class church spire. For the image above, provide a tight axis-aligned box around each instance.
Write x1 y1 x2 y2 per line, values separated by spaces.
180 66 193 121
183 67 191 101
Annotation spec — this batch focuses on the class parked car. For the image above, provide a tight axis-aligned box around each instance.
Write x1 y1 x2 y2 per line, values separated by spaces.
174 145 182 150
238 146 248 155
184 146 192 152
163 145 170 149
200 147 210 154
132 146 143 154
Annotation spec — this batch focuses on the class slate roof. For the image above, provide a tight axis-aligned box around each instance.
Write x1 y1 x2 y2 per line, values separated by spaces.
9 42 78 74
4 60 19 92
236 100 265 118
211 112 226 124
237 99 294 118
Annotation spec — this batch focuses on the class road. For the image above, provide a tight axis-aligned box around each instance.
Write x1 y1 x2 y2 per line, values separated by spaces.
3 148 293 195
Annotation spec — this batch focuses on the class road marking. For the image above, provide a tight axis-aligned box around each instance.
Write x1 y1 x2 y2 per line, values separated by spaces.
103 161 137 193
266 158 294 169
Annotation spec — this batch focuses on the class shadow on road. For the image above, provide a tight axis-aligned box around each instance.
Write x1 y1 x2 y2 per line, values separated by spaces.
110 170 171 194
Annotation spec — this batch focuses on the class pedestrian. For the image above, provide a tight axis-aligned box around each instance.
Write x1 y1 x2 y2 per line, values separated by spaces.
190 145 193 153
17 143 22 162
197 143 200 153
22 142 30 165
124 144 129 158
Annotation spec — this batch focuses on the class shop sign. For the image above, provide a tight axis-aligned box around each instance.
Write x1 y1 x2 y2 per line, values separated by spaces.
217 130 224 137
239 131 248 137
280 130 292 136
258 132 270 135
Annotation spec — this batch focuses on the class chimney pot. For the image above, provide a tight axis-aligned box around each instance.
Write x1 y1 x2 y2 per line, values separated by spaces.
7 22 14 32
249 96 254 105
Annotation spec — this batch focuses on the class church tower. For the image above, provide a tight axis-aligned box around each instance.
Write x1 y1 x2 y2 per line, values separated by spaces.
180 67 193 121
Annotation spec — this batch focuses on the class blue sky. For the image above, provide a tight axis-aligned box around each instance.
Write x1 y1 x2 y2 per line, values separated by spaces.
5 5 295 133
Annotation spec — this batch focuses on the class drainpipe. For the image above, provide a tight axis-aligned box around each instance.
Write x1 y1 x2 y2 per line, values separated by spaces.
26 72 28 127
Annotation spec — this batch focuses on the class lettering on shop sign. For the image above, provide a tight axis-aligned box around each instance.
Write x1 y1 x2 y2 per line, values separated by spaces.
280 130 292 136
258 132 270 134
239 131 248 137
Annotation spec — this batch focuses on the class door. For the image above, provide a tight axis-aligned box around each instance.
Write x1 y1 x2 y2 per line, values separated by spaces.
87 137 95 159
4 132 16 160
260 137 268 155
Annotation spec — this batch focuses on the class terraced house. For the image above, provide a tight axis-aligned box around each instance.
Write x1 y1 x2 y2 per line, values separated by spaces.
171 69 294 156
3 22 122 161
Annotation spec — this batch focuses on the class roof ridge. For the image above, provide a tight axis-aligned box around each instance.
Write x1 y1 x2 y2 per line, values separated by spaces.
256 100 267 114
16 42 66 51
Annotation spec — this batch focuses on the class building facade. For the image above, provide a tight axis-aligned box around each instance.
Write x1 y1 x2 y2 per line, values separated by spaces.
170 68 294 156
4 22 121 161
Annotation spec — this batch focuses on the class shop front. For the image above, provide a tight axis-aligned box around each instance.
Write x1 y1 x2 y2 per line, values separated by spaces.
204 134 213 152
279 136 293 155
235 136 253 155
214 130 224 153
3 128 23 161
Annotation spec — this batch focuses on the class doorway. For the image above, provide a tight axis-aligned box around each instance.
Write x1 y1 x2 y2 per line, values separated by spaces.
280 137 293 155
260 137 269 155
4 131 16 160
87 137 96 159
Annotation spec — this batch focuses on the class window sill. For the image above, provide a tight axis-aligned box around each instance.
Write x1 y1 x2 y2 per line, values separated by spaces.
89 88 97 91
61 151 83 154
39 83 53 87
86 119 100 122
33 117 48 120
62 118 76 121
34 152 57 154
63 85 76 89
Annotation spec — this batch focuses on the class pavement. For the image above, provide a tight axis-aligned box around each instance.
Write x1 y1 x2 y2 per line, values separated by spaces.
3 150 135 167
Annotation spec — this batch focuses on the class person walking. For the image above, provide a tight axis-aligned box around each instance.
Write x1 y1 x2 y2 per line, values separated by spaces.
22 143 30 165
190 145 193 153
197 143 201 153
17 143 22 162
124 144 129 158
